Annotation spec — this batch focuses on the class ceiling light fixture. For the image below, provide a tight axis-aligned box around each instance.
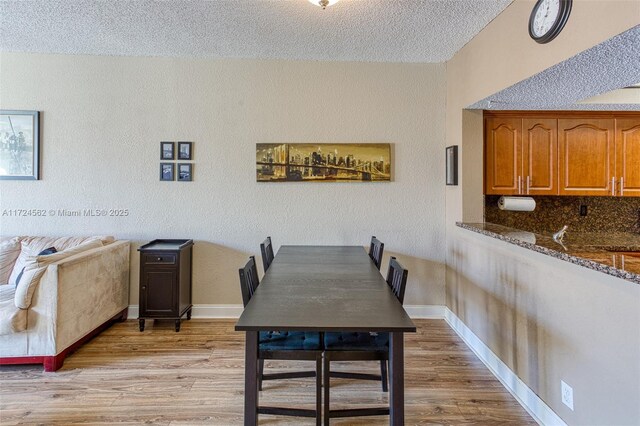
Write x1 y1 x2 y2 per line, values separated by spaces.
308 0 339 10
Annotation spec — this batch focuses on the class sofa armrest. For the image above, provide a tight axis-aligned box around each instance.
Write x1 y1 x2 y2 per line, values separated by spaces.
48 240 130 353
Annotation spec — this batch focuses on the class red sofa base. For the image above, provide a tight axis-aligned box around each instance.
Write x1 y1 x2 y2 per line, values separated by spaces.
0 307 128 372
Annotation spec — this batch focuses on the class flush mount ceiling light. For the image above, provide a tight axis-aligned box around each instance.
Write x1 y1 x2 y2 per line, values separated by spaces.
308 0 339 9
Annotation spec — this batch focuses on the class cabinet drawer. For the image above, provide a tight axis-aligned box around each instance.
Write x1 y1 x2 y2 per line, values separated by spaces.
143 253 177 265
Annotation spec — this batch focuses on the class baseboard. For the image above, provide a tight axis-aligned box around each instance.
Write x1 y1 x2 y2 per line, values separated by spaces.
128 304 445 320
444 308 566 426
127 304 244 319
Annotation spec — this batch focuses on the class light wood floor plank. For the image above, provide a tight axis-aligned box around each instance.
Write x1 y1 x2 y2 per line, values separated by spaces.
0 319 535 425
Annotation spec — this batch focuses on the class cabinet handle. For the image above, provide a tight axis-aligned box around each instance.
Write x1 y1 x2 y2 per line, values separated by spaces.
141 286 146 291
611 177 616 196
620 177 624 196
518 176 522 194
526 176 530 195
157 257 162 261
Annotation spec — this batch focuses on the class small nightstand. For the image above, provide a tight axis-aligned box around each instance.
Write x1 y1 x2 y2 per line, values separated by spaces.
138 239 193 332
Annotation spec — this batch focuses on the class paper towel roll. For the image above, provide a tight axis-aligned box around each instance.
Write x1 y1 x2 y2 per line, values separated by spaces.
498 196 536 212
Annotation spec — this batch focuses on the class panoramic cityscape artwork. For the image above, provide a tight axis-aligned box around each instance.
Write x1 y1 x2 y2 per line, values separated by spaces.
256 143 391 182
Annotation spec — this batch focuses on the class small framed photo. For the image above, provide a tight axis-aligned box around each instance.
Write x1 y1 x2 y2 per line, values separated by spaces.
0 110 40 180
178 163 193 182
160 163 174 181
178 142 192 160
161 141 174 160
446 145 458 186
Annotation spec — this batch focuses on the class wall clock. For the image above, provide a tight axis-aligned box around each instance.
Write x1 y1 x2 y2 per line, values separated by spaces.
529 0 572 44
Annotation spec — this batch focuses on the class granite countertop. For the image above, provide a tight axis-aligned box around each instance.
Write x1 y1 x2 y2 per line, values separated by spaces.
456 222 640 285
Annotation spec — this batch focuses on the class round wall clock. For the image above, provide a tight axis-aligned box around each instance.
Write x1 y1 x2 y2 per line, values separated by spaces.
529 0 572 44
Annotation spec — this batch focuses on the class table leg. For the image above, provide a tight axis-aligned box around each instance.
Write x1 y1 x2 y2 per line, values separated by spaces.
389 332 404 425
244 331 259 426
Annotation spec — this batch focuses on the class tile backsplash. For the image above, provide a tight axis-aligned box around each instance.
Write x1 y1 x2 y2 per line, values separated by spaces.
485 195 640 234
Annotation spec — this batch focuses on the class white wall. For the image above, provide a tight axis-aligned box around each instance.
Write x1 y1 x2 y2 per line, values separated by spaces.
0 53 446 306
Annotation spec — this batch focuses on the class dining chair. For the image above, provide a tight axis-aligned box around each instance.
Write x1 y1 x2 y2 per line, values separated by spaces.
260 236 275 274
238 256 323 424
322 256 408 424
369 236 384 270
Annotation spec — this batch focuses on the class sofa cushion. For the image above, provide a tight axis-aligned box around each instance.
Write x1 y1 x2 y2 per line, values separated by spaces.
0 238 22 284
0 286 27 335
13 239 104 309
8 238 104 287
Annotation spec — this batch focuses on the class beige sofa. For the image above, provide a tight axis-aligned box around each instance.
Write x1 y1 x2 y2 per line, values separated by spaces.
0 236 130 371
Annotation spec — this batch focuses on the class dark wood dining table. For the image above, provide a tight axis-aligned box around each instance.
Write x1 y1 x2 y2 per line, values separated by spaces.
235 245 416 425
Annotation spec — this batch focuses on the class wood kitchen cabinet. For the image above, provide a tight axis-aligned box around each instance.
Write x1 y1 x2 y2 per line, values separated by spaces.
558 118 615 196
485 116 557 195
616 118 640 197
138 239 193 332
485 117 522 195
485 111 639 197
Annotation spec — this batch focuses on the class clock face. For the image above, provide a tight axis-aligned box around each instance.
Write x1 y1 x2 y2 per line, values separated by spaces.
529 0 572 44
531 0 560 38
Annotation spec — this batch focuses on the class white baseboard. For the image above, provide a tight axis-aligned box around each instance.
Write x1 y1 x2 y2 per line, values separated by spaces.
404 305 445 318
444 308 566 426
128 304 445 320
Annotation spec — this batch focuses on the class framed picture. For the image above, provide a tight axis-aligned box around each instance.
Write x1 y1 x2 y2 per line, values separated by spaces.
0 110 40 180
160 163 174 181
178 142 192 160
446 145 458 186
161 141 174 160
256 143 391 182
178 163 193 181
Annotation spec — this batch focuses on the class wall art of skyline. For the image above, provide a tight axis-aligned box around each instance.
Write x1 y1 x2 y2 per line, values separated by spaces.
256 143 391 182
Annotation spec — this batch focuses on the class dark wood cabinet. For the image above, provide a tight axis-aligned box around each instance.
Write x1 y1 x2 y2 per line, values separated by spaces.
138 239 193 332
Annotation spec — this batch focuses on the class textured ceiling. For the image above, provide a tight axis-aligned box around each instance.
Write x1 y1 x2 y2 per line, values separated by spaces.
469 25 640 111
0 0 512 63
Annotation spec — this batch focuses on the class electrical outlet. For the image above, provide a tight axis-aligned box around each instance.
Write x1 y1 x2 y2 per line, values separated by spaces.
580 205 587 216
561 380 574 411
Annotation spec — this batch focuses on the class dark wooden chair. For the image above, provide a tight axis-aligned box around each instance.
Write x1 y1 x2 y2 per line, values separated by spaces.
260 236 275 274
322 256 408 424
239 256 323 424
369 236 384 270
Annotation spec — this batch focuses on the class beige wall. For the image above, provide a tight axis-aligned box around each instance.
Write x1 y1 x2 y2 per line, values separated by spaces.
446 0 640 424
0 53 447 307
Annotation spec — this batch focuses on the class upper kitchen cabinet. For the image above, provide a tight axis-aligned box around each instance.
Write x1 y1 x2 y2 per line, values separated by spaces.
615 118 640 197
558 118 615 196
485 116 557 195
485 117 522 195
523 118 557 195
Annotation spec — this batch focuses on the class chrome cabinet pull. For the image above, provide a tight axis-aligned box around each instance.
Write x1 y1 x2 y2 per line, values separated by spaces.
518 176 522 194
611 177 616 196
526 176 531 194
620 177 624 196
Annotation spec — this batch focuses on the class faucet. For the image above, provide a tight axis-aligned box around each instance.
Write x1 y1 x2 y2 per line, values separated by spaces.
553 225 568 243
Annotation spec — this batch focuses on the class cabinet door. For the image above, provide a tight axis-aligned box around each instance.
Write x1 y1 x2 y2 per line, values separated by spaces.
558 118 615 196
616 118 640 197
523 118 557 195
141 270 177 316
485 117 522 195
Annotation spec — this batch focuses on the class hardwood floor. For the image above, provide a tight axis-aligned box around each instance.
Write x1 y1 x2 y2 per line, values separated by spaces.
0 319 535 425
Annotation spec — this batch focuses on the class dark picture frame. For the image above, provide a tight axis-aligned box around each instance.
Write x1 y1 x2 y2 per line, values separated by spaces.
161 141 175 160
446 145 458 186
160 163 174 181
0 110 40 180
178 163 193 181
178 142 192 160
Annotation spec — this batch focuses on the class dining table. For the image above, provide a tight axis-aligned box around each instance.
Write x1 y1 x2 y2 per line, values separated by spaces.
235 245 417 425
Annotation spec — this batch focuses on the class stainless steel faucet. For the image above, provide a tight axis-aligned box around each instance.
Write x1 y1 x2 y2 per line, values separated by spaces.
553 225 568 242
